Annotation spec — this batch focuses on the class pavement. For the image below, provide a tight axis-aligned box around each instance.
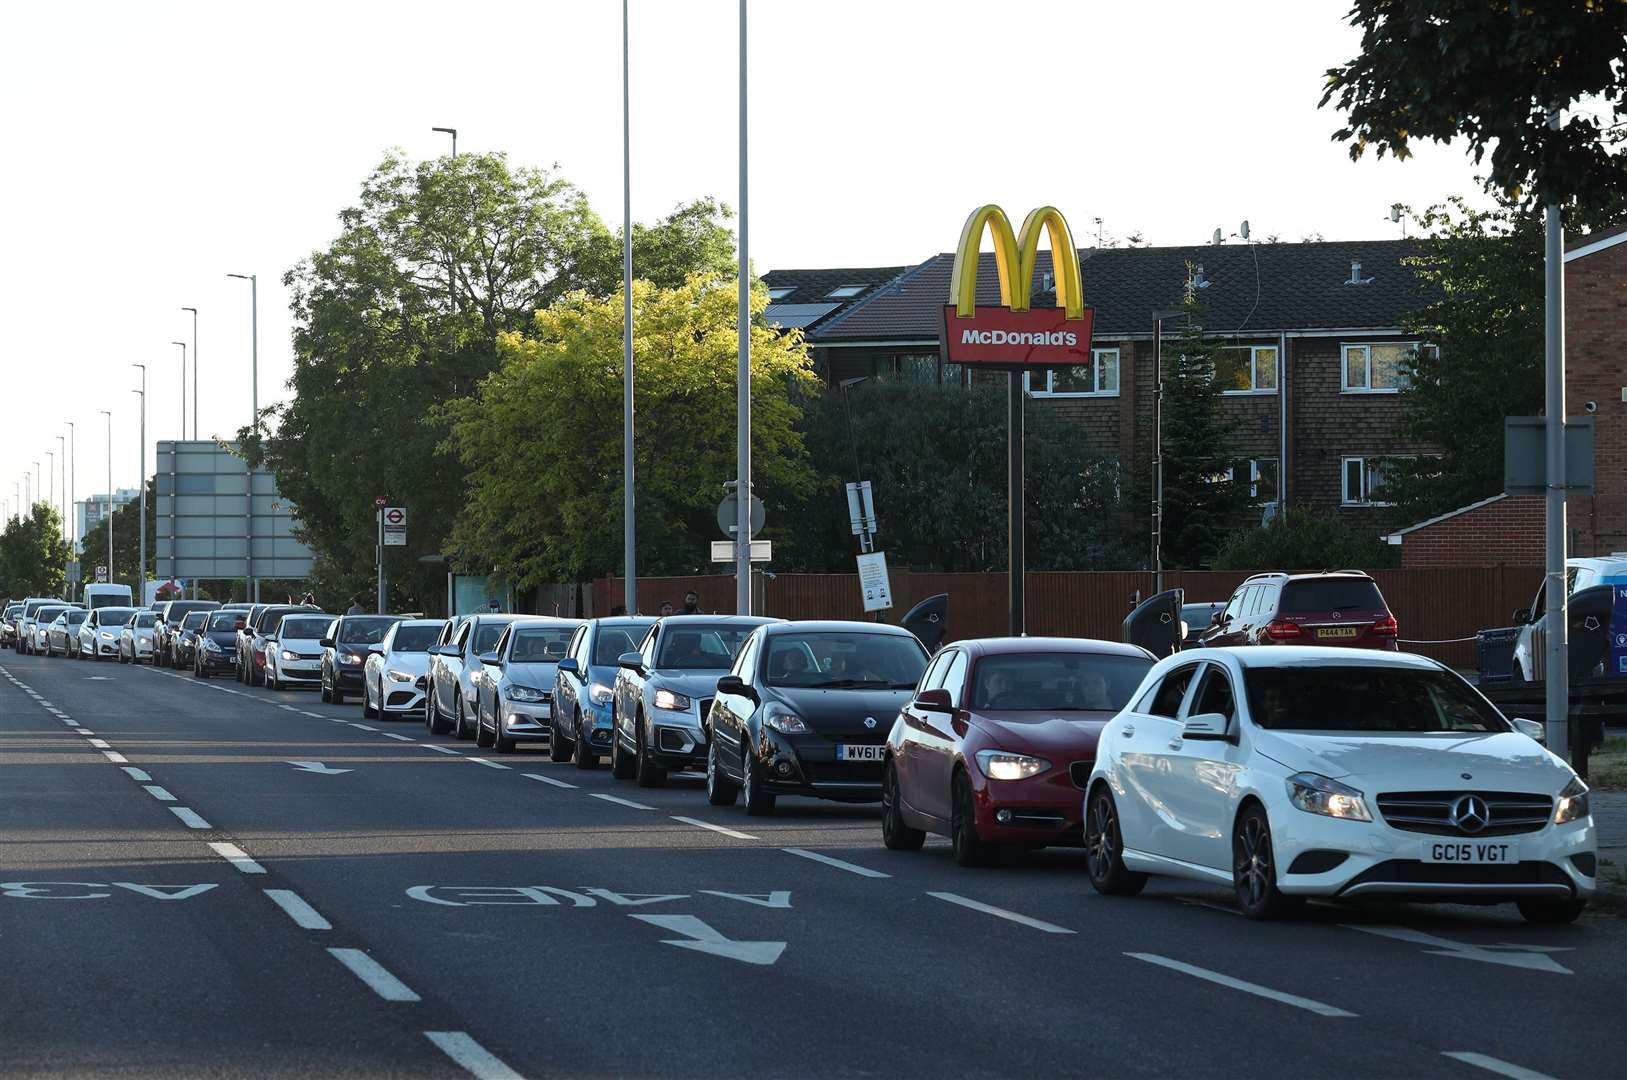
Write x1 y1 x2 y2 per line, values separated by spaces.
1 649 1621 1080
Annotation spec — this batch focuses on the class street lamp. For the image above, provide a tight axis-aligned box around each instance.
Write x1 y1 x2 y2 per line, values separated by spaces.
181 306 198 440
172 342 188 441
1150 306 1187 596
100 410 112 584
133 363 147 599
31 462 40 513
66 421 75 555
56 434 66 540
620 0 635 615
734 0 752 615
432 126 458 158
45 451 54 525
227 273 257 602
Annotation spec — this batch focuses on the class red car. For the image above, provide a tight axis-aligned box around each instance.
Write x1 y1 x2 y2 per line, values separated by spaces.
881 637 1155 866
1198 571 1398 651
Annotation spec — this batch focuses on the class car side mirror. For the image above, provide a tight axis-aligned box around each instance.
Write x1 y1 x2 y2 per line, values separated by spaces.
478 651 500 666
1511 717 1546 744
264 636 278 645
367 646 384 656
914 687 953 712
716 674 753 699
557 657 580 676
617 650 643 672
1513 608 1532 624
1182 712 1231 740
319 638 335 648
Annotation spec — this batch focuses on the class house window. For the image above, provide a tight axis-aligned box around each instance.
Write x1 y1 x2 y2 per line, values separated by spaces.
1222 458 1279 500
1215 345 1278 394
1341 456 1394 506
827 284 866 299
1342 342 1417 392
766 286 796 301
1029 348 1120 397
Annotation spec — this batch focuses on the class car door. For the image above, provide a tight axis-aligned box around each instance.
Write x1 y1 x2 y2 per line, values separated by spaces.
1203 588 1249 646
438 619 469 716
557 625 589 739
1163 661 1248 871
711 630 760 774
894 648 954 817
915 649 968 823
1112 661 1202 856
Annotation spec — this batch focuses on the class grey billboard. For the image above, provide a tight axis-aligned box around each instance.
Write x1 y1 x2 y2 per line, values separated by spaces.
154 440 315 581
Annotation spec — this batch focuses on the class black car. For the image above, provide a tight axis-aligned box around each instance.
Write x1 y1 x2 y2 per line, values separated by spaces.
706 620 930 816
157 600 221 667
172 610 211 668
195 609 248 678
320 614 403 704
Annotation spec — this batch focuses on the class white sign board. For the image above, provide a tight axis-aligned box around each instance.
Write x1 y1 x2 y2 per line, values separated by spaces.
856 551 893 612
845 481 878 537
711 540 772 562
382 506 407 547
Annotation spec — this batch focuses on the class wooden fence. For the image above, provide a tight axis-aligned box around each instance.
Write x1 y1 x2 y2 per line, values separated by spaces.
592 565 1543 670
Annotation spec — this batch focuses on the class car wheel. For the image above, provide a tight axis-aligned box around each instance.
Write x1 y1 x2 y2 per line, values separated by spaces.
1084 786 1147 896
475 700 495 749
572 715 598 770
881 760 926 851
493 701 516 754
610 711 636 780
548 717 573 763
1517 898 1587 925
320 676 332 704
362 683 378 719
1233 804 1299 920
427 691 452 736
951 770 996 868
706 737 739 806
741 743 776 817
330 678 345 706
454 693 476 740
635 717 668 788
195 660 208 680
266 665 277 690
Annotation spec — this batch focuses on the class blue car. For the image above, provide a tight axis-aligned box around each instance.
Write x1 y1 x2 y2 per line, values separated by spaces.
553 616 657 769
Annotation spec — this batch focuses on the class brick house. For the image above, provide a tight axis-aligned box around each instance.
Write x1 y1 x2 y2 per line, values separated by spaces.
774 238 1438 521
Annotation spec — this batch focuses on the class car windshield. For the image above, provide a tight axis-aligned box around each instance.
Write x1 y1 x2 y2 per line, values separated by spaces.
340 617 397 644
391 624 441 652
970 653 1152 712
592 625 649 666
134 612 156 628
763 631 928 689
510 627 574 663
207 612 245 632
657 625 753 669
181 612 208 629
1245 665 1508 733
279 617 331 639
1279 578 1385 613
65 610 88 626
99 610 135 627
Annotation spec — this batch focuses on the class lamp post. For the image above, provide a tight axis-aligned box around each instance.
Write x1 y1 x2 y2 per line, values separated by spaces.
182 307 198 440
432 126 458 158
172 342 188 441
734 0 752 615
100 410 112 584
45 451 55 528
133 364 147 600
621 0 636 615
66 421 75 554
56 435 67 541
31 462 40 515
227 273 257 602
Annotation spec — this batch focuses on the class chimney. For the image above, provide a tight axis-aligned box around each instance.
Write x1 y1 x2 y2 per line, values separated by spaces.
1345 259 1374 286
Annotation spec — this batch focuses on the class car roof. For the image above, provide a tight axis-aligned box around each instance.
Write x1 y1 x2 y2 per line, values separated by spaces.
949 636 1155 659
1185 645 1441 671
509 616 584 627
762 619 918 637
395 618 446 627
653 614 780 626
1240 570 1376 585
593 616 657 628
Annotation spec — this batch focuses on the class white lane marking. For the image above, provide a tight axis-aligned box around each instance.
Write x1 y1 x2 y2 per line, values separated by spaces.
671 815 758 841
209 842 267 874
383 732 415 742
630 913 787 966
591 792 655 810
781 848 891 879
287 761 352 775
264 888 332 930
102 751 128 764
169 807 212 830
423 1031 523 1080
279 705 301 712
352 723 378 732
301 711 324 718
120 766 152 782
327 948 420 1002
142 785 177 802
421 744 461 755
1441 1051 1558 1080
468 757 510 770
928 892 1076 934
523 772 577 789
1342 924 1574 975
1125 953 1357 1018
87 738 110 749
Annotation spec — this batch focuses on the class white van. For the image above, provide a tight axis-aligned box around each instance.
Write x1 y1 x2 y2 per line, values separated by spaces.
1512 555 1627 681
83 583 135 611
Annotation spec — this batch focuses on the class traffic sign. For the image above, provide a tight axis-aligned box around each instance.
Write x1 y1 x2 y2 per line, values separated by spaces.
95 565 109 583
711 540 771 562
382 506 407 547
857 551 893 612
717 496 765 539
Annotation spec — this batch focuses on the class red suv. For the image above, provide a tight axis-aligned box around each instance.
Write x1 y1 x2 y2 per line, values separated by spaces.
1199 571 1397 650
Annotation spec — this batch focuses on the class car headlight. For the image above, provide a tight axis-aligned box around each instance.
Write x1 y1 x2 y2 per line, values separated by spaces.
1554 777 1590 825
975 749 1051 781
589 682 614 706
1286 772 1372 821
653 688 693 712
204 639 222 653
387 669 414 683
508 685 548 703
340 651 363 665
761 702 809 734
280 649 299 661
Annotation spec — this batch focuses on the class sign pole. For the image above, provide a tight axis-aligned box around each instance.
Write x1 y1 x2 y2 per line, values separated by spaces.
1008 371 1024 636
1543 106 1569 759
734 0 752 617
376 505 385 615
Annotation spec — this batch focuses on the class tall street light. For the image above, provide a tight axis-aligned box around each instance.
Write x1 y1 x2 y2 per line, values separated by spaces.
228 273 257 602
45 451 55 527
620 0 636 615
56 434 67 541
133 363 147 600
32 462 41 515
182 307 198 440
432 126 458 157
172 342 188 441
66 421 76 555
734 0 752 615
100 410 112 583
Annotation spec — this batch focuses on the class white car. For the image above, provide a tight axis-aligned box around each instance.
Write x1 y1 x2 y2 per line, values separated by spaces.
264 613 336 691
1085 646 1595 924
82 607 136 660
119 611 159 664
363 619 445 719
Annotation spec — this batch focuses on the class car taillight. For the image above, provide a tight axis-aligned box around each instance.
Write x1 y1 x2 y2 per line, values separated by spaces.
1264 620 1302 640
1371 614 1398 637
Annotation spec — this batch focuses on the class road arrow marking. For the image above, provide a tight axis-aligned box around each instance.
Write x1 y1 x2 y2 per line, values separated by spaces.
1342 925 1573 975
287 761 353 775
700 890 793 908
630 914 786 966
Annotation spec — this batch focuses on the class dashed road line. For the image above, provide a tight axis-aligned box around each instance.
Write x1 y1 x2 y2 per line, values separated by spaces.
382 732 415 742
591 792 654 810
467 757 510 770
928 891 1075 934
87 738 110 749
421 744 461 755
102 751 128 764
1441 1052 1557 1080
327 948 420 1002
1125 953 1356 1017
352 724 377 732
672 815 758 840
523 772 577 789
782 848 890 879
169 807 212 830
120 766 153 782
424 1031 523 1080
264 888 333 930
142 785 177 802
301 711 325 718
208 842 267 874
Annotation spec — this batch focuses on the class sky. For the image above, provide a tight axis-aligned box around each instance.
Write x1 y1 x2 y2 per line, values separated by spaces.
0 0 1489 537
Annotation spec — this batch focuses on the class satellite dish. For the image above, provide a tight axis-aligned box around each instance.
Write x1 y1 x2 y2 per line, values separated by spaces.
1211 228 1222 244
1239 220 1250 240
1390 205 1403 223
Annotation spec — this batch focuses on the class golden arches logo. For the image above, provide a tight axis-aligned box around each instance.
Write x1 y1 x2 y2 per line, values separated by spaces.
948 205 1085 320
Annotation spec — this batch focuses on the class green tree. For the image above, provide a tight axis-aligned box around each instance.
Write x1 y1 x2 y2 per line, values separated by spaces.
1211 506 1397 572
1322 0 1627 207
1 503 73 598
441 274 815 588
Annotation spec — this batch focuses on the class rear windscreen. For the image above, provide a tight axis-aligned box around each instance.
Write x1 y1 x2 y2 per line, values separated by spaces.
1279 579 1384 613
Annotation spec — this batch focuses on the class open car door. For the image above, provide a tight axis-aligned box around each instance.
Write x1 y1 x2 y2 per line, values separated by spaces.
1123 588 1184 658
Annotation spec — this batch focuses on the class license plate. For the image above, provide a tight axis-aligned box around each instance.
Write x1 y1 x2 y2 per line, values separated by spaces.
836 744 885 762
1422 840 1517 864
1317 627 1358 639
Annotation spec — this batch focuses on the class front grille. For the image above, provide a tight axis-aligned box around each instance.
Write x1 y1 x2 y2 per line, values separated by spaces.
1376 791 1553 837
1069 761 1094 791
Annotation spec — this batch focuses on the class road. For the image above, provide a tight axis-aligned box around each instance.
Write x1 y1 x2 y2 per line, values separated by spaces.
1 649 1616 1079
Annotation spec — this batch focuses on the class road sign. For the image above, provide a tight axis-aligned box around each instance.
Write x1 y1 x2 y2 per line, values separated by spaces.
95 565 109 583
711 540 771 562
857 551 893 612
382 506 407 547
845 481 877 538
375 496 387 508
717 495 765 539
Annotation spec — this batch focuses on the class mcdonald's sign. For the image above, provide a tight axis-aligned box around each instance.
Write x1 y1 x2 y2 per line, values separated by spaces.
938 204 1095 367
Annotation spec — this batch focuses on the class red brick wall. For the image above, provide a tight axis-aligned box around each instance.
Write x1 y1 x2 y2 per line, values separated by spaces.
1400 495 1545 568
1565 237 1627 555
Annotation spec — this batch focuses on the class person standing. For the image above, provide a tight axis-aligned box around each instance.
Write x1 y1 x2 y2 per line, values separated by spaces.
681 591 701 615
346 597 365 615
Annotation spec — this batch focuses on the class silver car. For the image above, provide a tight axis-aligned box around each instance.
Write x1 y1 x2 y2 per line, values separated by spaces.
16 598 61 655
29 605 70 654
47 608 88 657
429 613 520 740
119 610 159 664
264 613 336 691
83 607 136 660
472 617 583 753
363 619 444 719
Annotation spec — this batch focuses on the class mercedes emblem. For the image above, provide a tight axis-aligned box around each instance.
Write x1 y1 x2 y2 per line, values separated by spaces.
1448 794 1490 834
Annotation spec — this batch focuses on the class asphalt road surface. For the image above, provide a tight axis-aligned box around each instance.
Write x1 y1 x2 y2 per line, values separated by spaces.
1 649 1616 1079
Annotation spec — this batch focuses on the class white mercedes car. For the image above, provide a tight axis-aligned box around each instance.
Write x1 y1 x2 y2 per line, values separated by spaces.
1084 647 1595 924
363 619 445 720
